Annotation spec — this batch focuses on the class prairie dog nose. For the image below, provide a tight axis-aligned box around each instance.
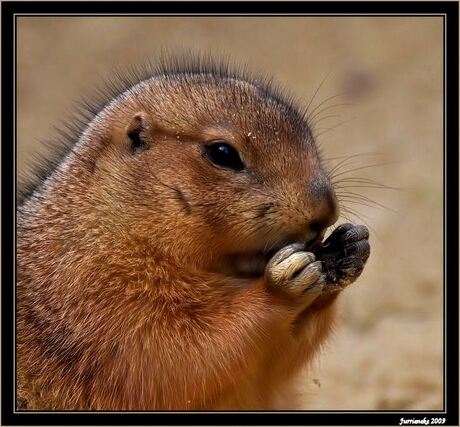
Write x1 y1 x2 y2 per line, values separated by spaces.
308 179 339 232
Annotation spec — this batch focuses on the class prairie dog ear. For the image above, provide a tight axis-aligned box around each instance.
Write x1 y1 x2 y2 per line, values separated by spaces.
126 112 152 154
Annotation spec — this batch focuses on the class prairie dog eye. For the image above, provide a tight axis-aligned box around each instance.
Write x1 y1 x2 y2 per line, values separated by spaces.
204 141 245 171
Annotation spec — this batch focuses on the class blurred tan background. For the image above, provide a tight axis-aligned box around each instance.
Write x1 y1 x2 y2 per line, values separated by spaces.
17 17 444 410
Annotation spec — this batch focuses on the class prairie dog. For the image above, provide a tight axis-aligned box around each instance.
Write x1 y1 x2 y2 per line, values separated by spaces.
17 58 370 410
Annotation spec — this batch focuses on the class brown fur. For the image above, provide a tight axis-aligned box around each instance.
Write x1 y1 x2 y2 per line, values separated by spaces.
17 69 341 410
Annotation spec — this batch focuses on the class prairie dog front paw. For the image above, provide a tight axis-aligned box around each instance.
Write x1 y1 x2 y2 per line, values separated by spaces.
315 223 370 290
265 243 325 309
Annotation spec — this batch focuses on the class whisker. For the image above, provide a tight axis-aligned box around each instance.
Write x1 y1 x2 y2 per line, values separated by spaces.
337 195 401 216
322 151 381 163
335 184 401 192
306 93 345 121
332 176 401 190
340 204 375 221
338 211 355 226
337 190 398 208
310 114 342 127
314 117 356 138
303 71 334 119
340 205 382 241
309 102 353 125
326 153 371 177
329 161 397 180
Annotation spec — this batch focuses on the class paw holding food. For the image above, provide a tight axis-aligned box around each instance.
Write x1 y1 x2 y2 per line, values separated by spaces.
311 223 370 290
265 223 370 302
265 243 326 307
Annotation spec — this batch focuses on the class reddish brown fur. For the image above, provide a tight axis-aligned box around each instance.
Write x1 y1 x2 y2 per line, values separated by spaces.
18 70 340 410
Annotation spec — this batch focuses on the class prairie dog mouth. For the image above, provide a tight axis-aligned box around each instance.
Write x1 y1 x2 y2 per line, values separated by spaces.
262 230 326 260
223 231 326 278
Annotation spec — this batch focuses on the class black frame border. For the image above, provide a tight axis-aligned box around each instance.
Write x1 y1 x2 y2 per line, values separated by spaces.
2 2 458 426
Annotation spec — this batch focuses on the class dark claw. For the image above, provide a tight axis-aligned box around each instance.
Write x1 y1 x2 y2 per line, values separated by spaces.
323 223 354 243
313 223 370 288
337 256 364 270
320 223 354 252
337 257 354 268
342 225 369 244
332 223 355 235
343 240 370 260
337 256 364 277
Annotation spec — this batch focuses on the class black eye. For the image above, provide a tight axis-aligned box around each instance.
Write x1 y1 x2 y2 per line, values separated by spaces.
204 141 245 171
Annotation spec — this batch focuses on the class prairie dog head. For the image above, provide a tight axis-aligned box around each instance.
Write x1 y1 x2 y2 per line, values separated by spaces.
81 67 339 271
